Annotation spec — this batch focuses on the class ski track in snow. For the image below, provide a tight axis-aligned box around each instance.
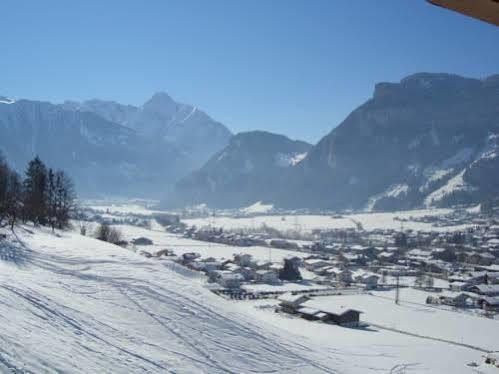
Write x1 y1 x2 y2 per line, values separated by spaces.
0 224 491 373
0 227 339 374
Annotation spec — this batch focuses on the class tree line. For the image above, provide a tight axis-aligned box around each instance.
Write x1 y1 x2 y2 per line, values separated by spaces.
0 154 76 230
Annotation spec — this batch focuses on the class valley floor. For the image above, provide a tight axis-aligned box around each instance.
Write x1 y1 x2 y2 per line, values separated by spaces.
0 223 494 373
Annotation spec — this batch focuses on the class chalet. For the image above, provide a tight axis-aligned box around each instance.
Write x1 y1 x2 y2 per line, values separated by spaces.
255 270 280 284
278 293 310 313
449 281 468 292
304 259 331 270
453 293 473 307
296 307 328 321
318 305 362 326
203 261 222 273
234 266 257 281
357 274 379 290
478 296 499 311
210 271 244 288
469 284 499 296
313 265 335 276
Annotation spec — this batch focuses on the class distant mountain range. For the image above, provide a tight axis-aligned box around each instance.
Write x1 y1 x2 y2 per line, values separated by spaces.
0 93 232 197
166 73 499 211
3 72 499 210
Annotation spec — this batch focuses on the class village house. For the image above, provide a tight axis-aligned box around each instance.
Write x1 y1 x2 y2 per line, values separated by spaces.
310 304 363 326
304 259 332 271
255 269 280 284
296 307 328 321
469 284 499 296
357 274 379 289
336 269 354 284
478 296 499 311
209 271 244 289
277 293 310 313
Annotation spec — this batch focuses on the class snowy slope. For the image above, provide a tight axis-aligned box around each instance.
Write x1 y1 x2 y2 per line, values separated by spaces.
1 224 492 373
0 226 336 373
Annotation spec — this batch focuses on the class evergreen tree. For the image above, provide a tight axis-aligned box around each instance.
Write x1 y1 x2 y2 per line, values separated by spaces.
47 169 57 231
23 156 48 225
5 171 22 230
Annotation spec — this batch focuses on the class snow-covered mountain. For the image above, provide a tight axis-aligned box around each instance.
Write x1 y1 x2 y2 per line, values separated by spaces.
168 73 499 210
0 93 232 197
288 73 499 211
65 92 232 167
165 131 312 208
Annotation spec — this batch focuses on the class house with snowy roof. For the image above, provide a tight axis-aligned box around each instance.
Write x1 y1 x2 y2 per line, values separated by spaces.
469 284 499 296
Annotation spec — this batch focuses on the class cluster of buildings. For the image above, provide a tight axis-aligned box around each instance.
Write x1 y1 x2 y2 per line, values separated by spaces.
175 252 300 289
154 209 499 317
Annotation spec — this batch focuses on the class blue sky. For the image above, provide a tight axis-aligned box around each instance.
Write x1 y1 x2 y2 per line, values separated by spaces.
1 0 498 143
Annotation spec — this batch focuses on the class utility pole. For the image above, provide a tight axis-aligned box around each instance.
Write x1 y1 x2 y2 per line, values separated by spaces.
395 273 400 305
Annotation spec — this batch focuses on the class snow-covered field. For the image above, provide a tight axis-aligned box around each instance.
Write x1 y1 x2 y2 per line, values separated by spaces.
183 208 472 233
306 293 497 351
113 224 305 263
0 225 493 373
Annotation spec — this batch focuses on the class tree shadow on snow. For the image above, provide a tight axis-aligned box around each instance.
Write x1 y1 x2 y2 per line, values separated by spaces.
0 234 32 266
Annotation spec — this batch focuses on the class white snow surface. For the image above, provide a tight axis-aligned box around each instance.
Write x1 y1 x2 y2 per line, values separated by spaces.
0 223 493 373
0 226 334 373
240 201 274 214
0 97 15 104
185 209 472 233
365 184 409 211
289 152 308 166
275 152 308 167
424 170 474 206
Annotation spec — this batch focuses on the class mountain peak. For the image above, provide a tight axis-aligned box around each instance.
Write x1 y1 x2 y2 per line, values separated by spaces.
142 92 178 119
145 91 175 106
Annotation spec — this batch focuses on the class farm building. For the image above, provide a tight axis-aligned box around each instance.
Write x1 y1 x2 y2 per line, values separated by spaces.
277 293 310 313
318 305 362 326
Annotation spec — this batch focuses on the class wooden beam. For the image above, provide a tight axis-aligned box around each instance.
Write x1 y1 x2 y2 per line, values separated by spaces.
428 0 499 26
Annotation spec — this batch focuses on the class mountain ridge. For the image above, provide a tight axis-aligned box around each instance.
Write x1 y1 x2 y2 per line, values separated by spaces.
0 92 232 197
168 72 499 211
